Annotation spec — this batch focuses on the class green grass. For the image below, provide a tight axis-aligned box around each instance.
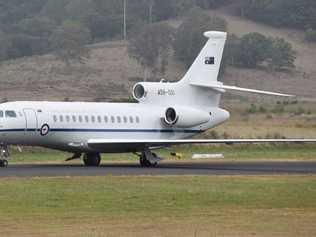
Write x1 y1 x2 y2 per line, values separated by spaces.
9 143 316 163
2 176 315 217
0 176 316 236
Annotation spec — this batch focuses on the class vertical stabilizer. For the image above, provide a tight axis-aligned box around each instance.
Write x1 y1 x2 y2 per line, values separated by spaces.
182 31 227 86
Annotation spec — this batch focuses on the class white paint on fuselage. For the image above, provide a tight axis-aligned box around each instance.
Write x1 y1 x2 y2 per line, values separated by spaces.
0 101 230 153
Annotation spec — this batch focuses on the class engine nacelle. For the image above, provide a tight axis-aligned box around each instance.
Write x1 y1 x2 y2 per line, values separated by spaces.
132 81 177 104
163 106 211 128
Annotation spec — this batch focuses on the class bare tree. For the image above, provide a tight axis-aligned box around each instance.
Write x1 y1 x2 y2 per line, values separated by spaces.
49 21 91 65
128 23 174 81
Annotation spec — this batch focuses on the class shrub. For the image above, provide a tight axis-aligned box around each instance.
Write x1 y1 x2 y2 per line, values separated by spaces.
305 28 316 42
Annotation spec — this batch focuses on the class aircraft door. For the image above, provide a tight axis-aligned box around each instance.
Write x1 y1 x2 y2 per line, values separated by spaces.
23 109 38 133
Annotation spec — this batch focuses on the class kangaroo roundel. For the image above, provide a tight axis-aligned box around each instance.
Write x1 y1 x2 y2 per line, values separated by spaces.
40 124 50 136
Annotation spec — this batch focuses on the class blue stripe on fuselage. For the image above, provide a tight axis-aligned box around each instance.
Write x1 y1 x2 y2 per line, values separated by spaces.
0 128 203 134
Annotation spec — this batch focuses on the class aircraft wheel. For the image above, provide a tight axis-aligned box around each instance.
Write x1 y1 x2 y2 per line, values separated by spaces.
139 152 157 167
83 153 101 167
0 160 8 168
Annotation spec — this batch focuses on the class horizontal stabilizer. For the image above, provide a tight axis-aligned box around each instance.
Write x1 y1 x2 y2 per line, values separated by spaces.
191 82 294 97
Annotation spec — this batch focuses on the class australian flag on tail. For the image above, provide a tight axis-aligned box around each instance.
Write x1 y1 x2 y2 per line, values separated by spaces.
205 57 215 65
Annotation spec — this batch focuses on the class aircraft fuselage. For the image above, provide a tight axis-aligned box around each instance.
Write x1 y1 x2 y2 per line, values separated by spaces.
0 101 229 153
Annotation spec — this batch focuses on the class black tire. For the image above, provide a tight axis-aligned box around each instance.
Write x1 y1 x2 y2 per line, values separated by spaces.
3 160 8 168
139 153 157 167
83 153 101 167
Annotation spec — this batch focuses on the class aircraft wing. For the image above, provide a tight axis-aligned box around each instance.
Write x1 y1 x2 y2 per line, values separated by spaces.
87 138 316 150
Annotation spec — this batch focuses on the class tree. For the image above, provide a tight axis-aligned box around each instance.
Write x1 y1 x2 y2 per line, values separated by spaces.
17 16 57 37
241 0 316 30
128 23 174 81
65 0 96 21
83 12 122 40
195 0 232 9
152 0 177 21
49 20 92 65
237 32 272 68
41 0 68 23
221 34 240 75
269 37 296 70
174 8 227 68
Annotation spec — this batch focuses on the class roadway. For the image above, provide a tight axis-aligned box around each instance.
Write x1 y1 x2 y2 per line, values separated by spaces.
0 161 316 177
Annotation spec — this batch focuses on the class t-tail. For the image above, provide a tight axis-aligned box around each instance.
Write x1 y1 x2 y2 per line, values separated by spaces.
131 31 294 128
132 31 293 107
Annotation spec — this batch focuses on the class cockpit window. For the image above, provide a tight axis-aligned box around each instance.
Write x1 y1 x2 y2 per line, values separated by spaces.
5 111 17 118
0 111 3 118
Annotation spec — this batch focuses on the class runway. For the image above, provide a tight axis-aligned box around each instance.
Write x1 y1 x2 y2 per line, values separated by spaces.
1 161 316 177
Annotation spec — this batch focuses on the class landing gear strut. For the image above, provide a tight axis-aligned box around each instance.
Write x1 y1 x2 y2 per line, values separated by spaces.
83 153 101 167
139 149 160 167
0 144 9 168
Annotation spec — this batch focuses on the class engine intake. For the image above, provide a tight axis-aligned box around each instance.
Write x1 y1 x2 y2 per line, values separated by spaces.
133 84 146 100
163 106 210 128
165 107 178 125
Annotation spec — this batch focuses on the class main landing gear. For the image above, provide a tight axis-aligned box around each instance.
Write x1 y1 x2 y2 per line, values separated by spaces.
0 144 9 168
138 149 161 167
83 153 101 167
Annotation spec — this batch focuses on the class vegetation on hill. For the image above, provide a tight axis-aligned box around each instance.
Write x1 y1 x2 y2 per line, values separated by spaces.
0 0 234 62
241 0 316 29
226 33 296 70
240 0 316 42
127 7 296 80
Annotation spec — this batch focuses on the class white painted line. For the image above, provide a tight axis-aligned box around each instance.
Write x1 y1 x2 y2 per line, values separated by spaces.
192 154 224 159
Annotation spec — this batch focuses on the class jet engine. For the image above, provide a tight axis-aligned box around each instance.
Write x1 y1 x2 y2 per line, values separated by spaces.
163 107 211 128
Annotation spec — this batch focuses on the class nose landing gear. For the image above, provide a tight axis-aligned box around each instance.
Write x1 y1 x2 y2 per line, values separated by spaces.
0 144 10 168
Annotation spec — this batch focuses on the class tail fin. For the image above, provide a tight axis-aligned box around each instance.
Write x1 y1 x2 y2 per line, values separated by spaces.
181 31 294 98
181 31 227 86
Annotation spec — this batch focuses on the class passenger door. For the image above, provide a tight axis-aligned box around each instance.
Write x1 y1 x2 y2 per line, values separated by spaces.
23 109 38 134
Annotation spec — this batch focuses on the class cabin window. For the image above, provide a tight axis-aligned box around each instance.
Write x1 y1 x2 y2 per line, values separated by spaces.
117 116 121 123
66 115 70 122
53 115 57 122
59 115 63 122
111 116 115 123
97 116 102 123
123 116 127 123
104 116 108 123
72 115 77 122
136 116 140 123
129 116 133 123
0 111 3 118
5 111 17 118
79 116 83 123
85 115 89 123
91 116 95 123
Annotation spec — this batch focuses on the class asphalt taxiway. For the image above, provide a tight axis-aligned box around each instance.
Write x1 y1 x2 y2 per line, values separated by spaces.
0 161 316 177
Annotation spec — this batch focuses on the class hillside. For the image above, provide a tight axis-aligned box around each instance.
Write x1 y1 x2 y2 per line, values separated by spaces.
0 4 315 102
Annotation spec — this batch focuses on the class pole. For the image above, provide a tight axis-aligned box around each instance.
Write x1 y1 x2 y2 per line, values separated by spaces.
123 0 127 40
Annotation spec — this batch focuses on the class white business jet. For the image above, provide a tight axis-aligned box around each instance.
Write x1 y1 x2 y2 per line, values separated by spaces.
0 31 315 167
